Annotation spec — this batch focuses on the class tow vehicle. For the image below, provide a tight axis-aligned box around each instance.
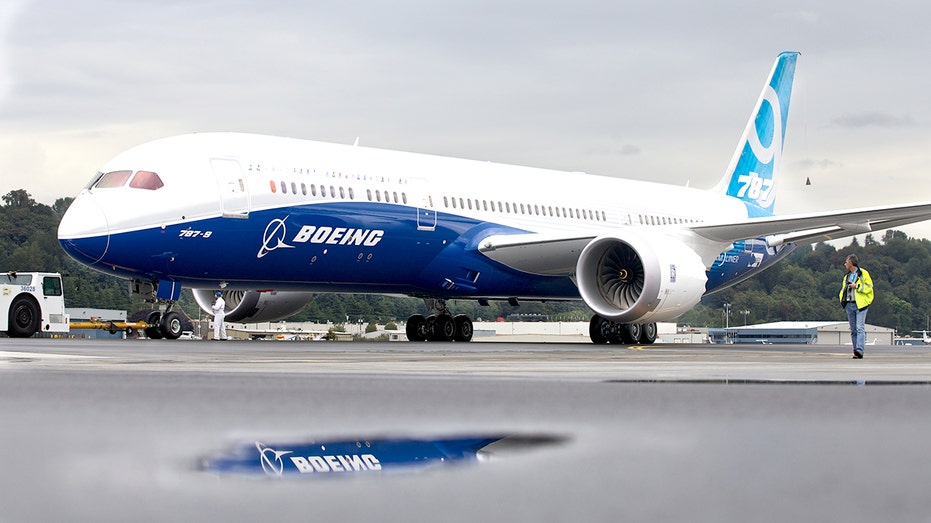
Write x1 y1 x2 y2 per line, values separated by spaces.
2 271 184 339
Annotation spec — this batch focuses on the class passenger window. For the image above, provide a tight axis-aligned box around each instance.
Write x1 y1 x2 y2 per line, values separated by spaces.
94 170 132 189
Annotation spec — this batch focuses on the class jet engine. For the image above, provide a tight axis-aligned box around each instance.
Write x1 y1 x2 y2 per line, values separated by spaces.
576 232 707 324
192 289 314 323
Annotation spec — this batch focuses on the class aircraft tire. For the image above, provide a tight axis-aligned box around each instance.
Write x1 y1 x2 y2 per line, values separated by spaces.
159 311 184 340
589 315 609 344
431 314 456 342
406 315 427 342
144 311 163 339
7 295 40 338
454 315 473 342
640 322 658 344
620 323 641 344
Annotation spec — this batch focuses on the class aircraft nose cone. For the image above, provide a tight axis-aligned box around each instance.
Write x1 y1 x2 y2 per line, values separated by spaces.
58 193 110 264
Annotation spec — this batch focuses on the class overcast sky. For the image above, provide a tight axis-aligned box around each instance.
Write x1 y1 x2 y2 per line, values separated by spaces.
2 0 930 241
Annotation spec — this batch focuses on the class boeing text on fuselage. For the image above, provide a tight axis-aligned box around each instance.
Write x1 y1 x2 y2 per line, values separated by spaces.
257 217 386 259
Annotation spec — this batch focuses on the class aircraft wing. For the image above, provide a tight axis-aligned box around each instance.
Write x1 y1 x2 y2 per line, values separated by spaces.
691 201 931 246
479 201 931 277
477 232 597 276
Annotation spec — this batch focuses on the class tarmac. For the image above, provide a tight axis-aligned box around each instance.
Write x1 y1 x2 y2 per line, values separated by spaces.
3 338 931 522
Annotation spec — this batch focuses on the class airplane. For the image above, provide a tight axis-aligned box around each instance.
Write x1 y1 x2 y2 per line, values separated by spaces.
57 52 931 343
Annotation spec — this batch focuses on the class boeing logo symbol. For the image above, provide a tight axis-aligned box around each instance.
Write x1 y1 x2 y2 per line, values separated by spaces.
256 441 292 477
258 217 386 258
257 216 294 258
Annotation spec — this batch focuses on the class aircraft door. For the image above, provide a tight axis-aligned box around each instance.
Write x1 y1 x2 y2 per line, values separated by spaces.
411 177 436 231
211 158 250 218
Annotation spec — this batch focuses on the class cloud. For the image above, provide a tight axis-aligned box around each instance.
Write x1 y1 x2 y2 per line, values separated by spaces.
0 0 28 102
789 158 842 171
830 112 916 128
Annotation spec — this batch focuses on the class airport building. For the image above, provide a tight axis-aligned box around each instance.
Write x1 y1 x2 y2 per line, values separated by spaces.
708 321 894 345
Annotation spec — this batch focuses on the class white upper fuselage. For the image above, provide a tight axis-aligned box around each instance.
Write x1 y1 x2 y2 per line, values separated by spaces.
60 131 747 266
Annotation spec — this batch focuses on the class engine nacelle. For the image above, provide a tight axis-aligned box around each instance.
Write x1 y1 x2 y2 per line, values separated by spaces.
192 289 314 323
576 231 707 323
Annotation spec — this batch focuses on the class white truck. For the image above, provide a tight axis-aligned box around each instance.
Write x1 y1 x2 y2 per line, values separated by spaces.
1 271 70 337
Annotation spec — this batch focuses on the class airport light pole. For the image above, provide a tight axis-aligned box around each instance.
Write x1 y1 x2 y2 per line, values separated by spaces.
742 309 750 326
724 303 731 329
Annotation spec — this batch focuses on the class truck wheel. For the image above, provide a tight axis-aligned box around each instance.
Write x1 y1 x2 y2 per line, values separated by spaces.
8 295 40 338
159 311 183 340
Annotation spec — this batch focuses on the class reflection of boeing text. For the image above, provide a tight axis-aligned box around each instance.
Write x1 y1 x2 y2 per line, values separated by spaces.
290 454 382 473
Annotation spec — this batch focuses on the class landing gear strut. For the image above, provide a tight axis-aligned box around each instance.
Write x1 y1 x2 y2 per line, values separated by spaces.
406 299 473 342
131 279 185 340
589 315 657 345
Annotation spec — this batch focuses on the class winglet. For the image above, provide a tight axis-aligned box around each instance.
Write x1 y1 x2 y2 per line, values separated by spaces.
715 51 799 217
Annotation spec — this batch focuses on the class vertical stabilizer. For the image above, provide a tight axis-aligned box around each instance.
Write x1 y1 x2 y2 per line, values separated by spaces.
715 51 799 217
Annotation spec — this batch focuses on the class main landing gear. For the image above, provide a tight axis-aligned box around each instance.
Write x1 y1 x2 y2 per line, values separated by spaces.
589 315 657 345
406 299 473 342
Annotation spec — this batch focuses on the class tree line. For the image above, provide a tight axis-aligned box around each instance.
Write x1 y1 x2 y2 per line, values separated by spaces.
3 189 929 333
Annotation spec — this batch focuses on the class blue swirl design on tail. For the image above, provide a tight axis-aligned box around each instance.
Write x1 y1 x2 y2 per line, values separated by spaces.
719 51 798 217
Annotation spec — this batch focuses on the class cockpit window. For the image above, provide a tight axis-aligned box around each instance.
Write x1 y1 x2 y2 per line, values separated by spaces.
94 170 132 188
84 172 104 190
129 171 164 190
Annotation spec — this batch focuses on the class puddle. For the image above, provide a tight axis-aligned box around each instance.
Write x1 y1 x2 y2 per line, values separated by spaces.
201 433 566 479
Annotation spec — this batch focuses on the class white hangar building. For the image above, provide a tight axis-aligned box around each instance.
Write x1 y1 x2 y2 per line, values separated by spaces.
708 321 895 345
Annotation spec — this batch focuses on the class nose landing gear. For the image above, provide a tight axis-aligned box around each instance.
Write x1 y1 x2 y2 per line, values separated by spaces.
142 309 185 340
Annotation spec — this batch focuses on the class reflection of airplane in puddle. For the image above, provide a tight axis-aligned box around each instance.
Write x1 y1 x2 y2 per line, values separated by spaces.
202 434 566 478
